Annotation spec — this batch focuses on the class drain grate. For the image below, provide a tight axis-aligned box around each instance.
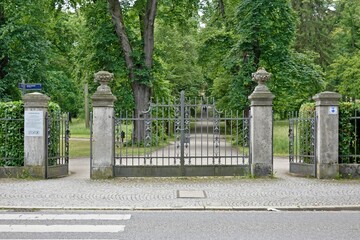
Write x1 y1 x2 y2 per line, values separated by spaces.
177 190 207 199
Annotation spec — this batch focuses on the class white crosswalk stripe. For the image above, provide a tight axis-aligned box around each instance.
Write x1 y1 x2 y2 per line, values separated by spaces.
0 224 125 233
0 213 131 239
0 213 131 221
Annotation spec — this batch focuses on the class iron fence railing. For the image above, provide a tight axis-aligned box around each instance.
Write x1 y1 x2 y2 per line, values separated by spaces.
45 112 70 167
289 111 317 165
339 109 360 164
114 91 250 169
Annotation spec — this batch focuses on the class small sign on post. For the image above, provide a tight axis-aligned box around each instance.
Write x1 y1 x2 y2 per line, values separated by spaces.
18 83 42 92
24 111 44 137
328 106 338 115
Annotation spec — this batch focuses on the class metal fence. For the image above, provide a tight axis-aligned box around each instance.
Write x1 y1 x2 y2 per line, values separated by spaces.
339 108 360 164
45 112 70 178
289 111 317 177
0 117 24 166
113 91 250 177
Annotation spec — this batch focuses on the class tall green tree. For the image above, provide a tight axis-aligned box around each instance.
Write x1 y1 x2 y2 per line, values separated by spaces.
326 0 360 98
0 0 50 101
155 18 204 99
200 0 324 113
291 0 338 67
228 0 298 111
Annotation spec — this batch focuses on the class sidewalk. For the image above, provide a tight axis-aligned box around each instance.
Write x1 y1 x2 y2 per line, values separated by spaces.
0 158 359 211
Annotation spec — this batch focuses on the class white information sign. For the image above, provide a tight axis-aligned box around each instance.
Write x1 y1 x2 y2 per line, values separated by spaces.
328 106 338 115
25 111 44 136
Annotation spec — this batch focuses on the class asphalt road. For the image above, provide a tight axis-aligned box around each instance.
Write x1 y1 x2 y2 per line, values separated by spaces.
0 210 359 239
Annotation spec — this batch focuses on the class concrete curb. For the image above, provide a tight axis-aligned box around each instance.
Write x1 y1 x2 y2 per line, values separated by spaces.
1 205 360 212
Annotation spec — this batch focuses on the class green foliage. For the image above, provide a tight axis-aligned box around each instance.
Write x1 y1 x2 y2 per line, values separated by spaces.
0 101 24 166
298 101 360 164
338 102 360 163
76 1 134 112
155 18 204 99
211 0 299 112
0 0 50 101
0 101 62 167
291 0 338 67
47 102 63 165
268 51 324 114
298 102 316 163
327 52 360 99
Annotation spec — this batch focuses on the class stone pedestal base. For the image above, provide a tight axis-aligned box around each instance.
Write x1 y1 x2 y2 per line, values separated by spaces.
91 167 113 179
317 163 339 179
251 163 273 177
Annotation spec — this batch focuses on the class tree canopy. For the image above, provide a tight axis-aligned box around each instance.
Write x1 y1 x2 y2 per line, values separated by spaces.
0 0 358 118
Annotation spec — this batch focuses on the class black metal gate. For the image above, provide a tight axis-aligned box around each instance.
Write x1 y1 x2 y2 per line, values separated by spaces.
289 112 317 177
45 112 70 179
114 91 251 177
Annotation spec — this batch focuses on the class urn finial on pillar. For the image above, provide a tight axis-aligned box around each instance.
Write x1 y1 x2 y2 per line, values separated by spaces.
94 71 114 92
252 67 271 92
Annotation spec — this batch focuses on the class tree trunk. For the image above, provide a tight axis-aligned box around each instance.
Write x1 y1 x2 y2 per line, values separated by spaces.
108 0 157 142
143 0 157 68
108 0 135 79
218 0 225 19
131 82 151 142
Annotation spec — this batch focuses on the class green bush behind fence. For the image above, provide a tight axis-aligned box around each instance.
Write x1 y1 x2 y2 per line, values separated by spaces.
299 101 360 164
0 101 61 166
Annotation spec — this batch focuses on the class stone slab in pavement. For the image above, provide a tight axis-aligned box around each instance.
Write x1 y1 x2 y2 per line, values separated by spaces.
0 158 359 210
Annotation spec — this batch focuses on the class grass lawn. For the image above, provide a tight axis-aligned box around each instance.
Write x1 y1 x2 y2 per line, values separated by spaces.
69 118 90 138
69 118 90 157
273 120 289 157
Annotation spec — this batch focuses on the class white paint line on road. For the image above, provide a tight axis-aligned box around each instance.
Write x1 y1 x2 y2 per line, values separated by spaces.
0 214 131 221
0 224 125 233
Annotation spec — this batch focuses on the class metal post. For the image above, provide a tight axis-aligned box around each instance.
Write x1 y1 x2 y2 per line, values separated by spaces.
180 91 185 175
90 112 93 179
45 112 49 179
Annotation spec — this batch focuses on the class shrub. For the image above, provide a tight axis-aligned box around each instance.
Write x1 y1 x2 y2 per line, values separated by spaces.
0 100 62 166
298 101 360 164
0 101 24 166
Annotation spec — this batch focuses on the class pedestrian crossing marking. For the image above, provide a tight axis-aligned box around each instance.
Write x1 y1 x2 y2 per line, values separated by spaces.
0 213 131 221
0 213 131 237
0 224 125 233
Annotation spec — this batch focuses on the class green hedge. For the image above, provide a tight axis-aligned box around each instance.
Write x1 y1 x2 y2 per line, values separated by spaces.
299 101 360 164
0 101 61 167
0 101 24 166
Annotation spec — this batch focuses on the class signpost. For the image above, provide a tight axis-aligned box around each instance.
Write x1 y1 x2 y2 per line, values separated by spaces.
18 83 42 95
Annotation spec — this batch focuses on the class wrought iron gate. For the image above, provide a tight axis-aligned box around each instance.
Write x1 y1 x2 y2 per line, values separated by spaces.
113 91 251 177
45 112 70 179
289 112 317 177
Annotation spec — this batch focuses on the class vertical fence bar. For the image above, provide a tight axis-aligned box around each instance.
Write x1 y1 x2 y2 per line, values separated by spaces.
180 91 185 174
90 112 93 178
45 112 49 179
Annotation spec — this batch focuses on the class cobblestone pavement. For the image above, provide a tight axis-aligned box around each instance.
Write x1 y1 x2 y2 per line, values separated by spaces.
0 158 359 210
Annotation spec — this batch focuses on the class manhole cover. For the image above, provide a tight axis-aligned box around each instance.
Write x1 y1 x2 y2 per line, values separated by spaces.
177 190 206 198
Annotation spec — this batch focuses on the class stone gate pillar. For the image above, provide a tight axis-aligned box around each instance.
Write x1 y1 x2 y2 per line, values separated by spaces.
313 91 341 179
23 92 50 178
248 68 275 177
91 71 116 179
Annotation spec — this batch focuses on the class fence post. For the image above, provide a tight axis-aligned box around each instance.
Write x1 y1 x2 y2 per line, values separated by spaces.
248 68 275 177
91 71 116 179
23 92 50 178
313 91 341 179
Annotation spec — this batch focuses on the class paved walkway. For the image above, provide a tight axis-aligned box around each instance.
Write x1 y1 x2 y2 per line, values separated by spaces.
0 157 360 210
